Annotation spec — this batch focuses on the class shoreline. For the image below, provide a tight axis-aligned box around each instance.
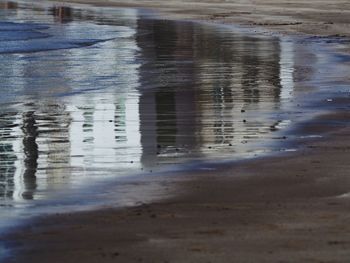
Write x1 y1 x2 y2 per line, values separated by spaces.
2 0 350 262
4 118 350 262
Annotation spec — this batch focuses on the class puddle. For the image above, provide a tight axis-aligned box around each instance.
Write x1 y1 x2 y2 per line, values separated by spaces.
0 0 349 232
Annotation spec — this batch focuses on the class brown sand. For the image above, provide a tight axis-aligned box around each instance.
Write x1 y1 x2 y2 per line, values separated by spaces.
3 1 350 262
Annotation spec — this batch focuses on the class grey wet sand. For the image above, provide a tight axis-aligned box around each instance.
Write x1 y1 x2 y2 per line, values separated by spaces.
6 115 350 262
4 1 350 262
56 0 350 38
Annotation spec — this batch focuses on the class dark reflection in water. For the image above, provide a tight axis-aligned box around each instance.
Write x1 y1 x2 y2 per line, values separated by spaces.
0 2 296 205
136 18 292 165
50 6 73 24
0 1 16 10
21 111 38 200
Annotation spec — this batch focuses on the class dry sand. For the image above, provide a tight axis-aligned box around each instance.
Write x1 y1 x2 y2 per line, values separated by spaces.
3 1 350 262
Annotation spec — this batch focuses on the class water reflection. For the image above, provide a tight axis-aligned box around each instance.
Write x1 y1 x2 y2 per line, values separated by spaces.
0 2 296 205
0 1 16 10
50 6 73 23
0 110 17 200
136 18 292 163
21 111 38 200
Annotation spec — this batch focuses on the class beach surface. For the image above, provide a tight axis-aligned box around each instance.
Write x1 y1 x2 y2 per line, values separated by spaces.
5 117 350 262
3 0 350 262
58 0 350 38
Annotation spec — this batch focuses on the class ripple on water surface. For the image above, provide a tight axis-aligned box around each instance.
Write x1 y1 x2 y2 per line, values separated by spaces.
0 1 305 219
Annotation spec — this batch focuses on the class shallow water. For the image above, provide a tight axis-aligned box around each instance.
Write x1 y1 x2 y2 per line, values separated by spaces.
0 0 348 229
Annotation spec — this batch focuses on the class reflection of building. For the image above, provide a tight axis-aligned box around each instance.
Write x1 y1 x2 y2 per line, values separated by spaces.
0 6 143 203
68 92 142 175
279 40 295 101
50 6 73 23
38 103 72 190
0 4 298 204
192 26 285 149
135 18 296 160
136 19 199 167
0 116 17 200
21 111 38 200
0 109 39 201
65 8 142 176
0 1 17 10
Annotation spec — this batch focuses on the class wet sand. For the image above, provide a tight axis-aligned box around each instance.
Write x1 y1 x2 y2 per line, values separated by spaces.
4 112 350 262
55 0 350 38
3 0 350 262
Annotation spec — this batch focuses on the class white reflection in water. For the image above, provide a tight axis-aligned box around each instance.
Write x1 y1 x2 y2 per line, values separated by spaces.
280 40 295 100
12 114 25 202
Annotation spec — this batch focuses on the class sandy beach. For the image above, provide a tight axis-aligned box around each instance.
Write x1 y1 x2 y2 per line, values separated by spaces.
5 114 350 262
2 0 350 262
